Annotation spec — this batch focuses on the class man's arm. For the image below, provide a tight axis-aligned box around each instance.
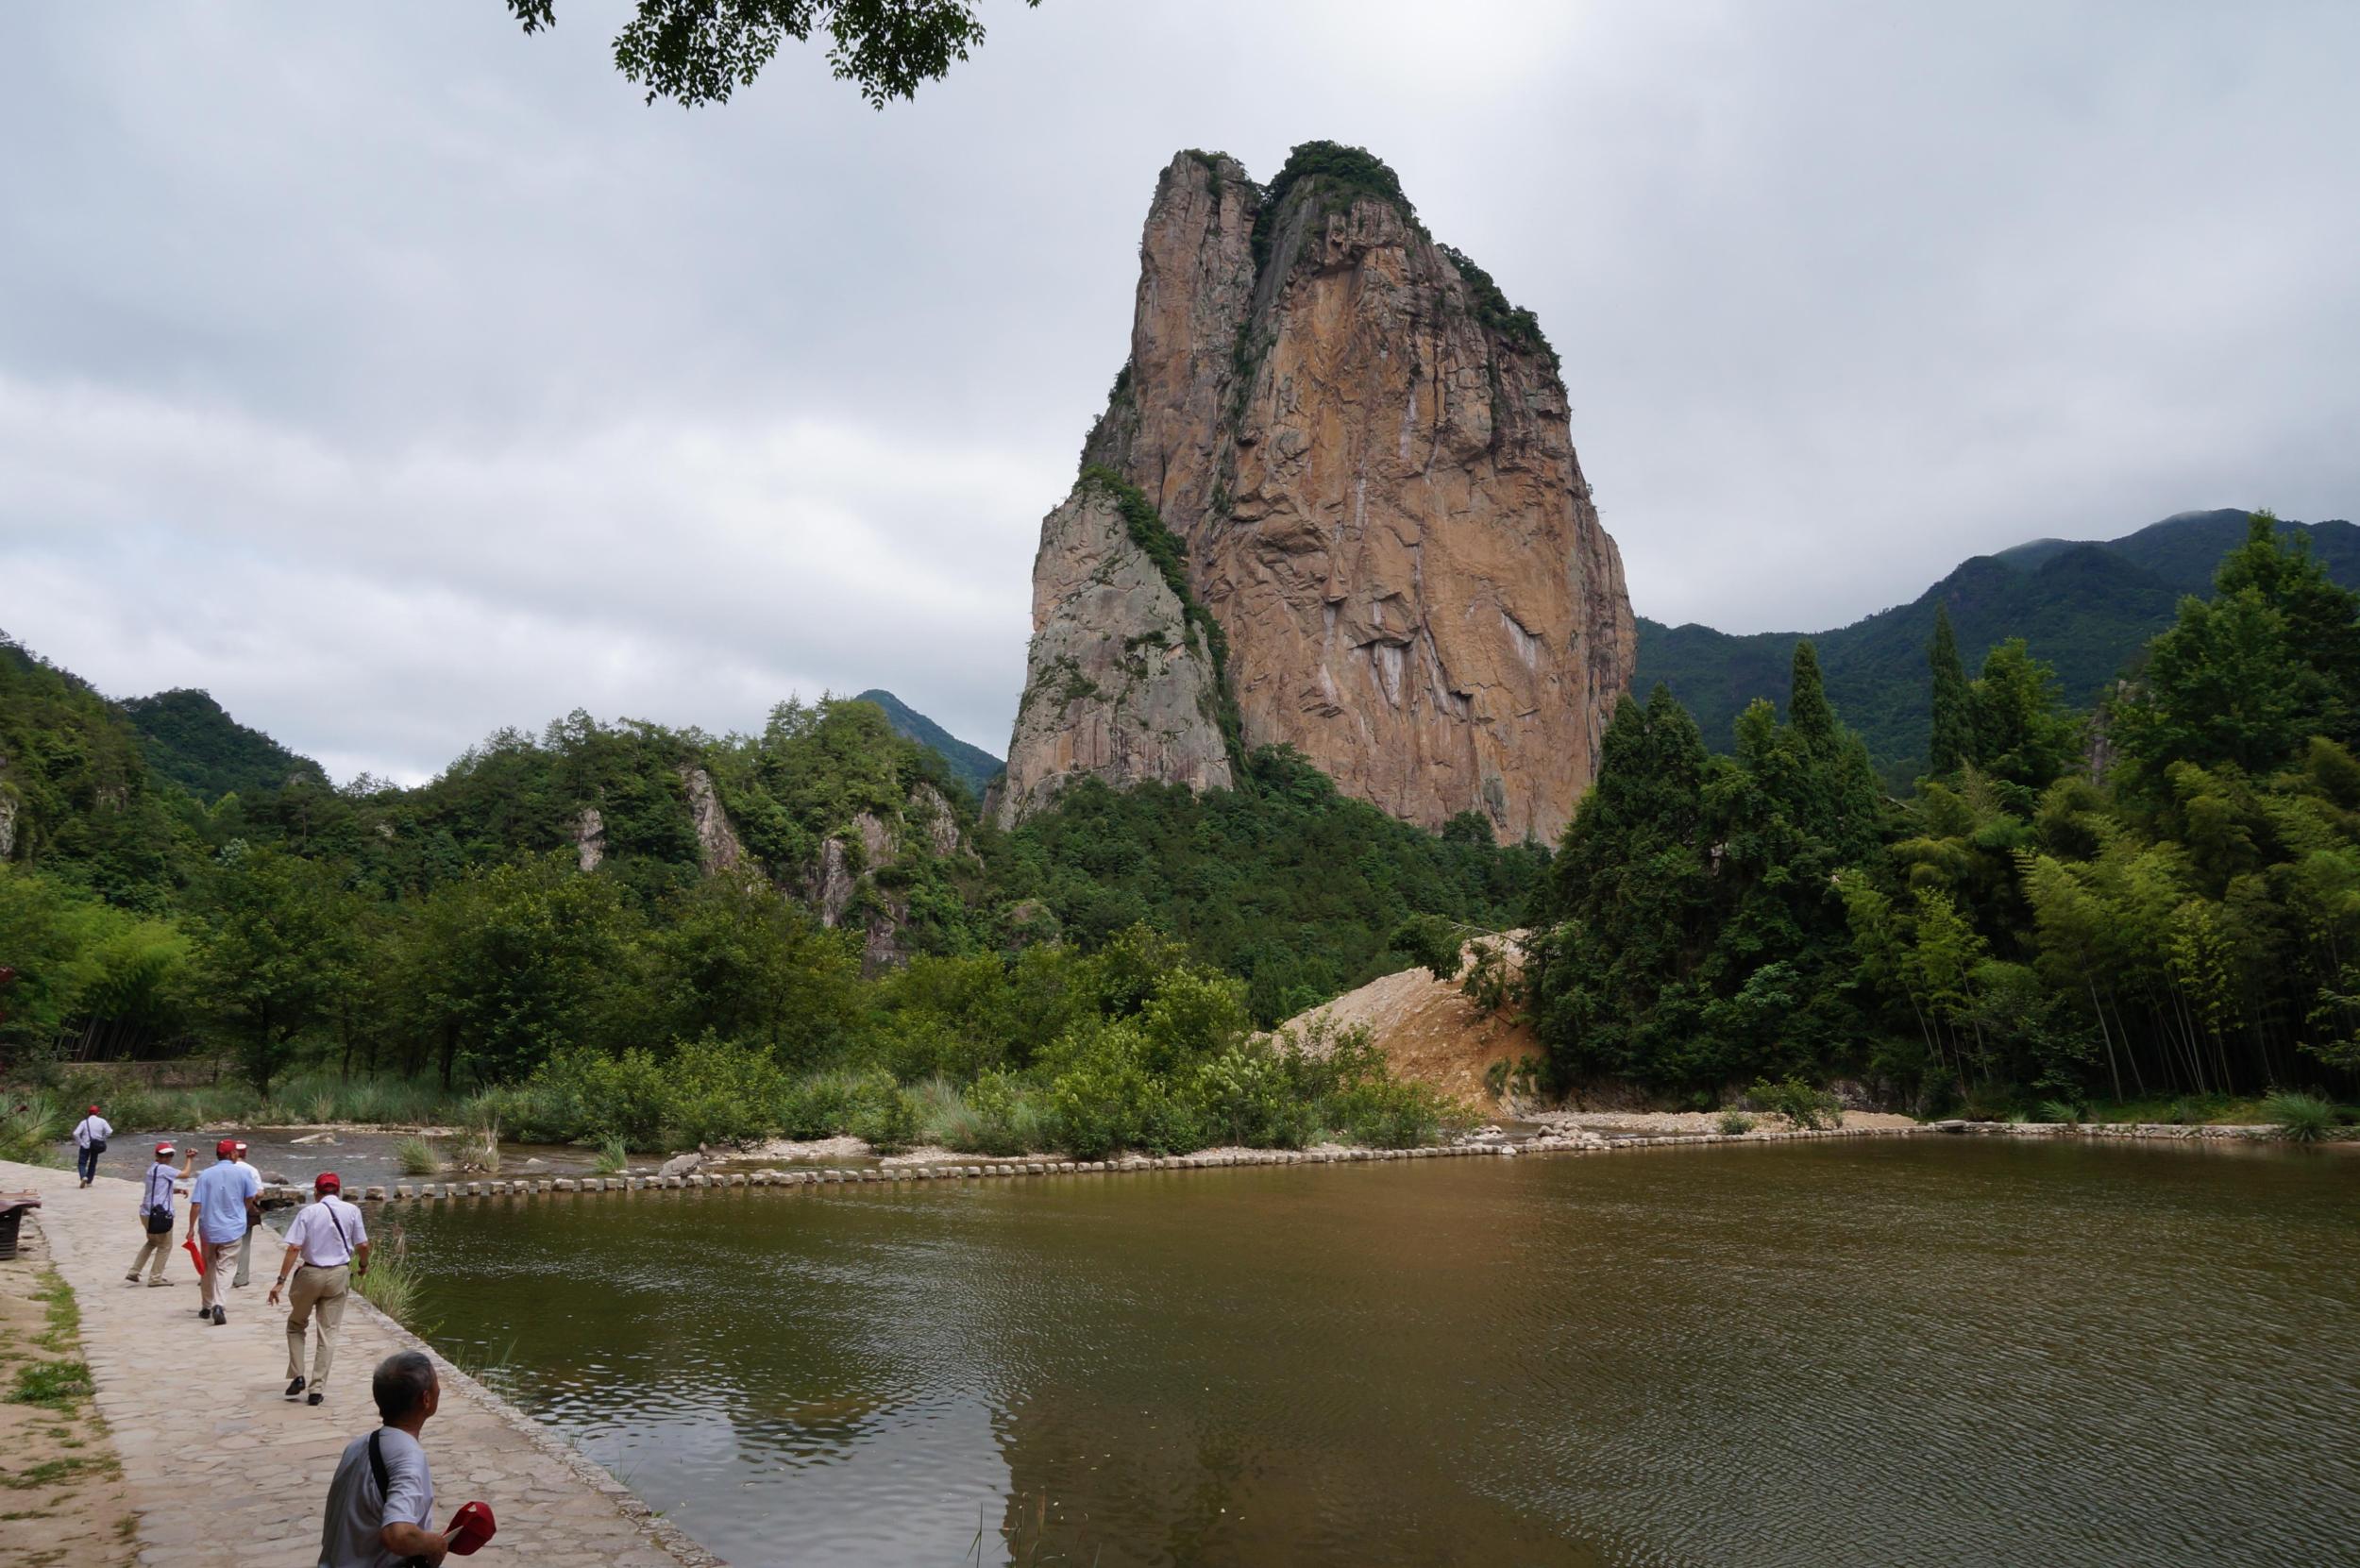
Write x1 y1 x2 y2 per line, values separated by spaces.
379 1520 447 1562
186 1198 201 1238
353 1238 372 1278
265 1242 302 1306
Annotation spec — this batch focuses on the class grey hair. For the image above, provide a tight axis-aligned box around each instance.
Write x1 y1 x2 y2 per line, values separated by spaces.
371 1350 437 1424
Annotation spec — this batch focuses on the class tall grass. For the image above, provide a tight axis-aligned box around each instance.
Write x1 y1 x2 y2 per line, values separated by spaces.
2263 1091 2338 1143
393 1137 443 1177
591 1138 629 1175
356 1223 426 1330
0 1094 66 1167
40 1070 469 1133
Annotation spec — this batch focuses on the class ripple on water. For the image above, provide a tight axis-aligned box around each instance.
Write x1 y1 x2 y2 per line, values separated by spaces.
400 1140 2360 1567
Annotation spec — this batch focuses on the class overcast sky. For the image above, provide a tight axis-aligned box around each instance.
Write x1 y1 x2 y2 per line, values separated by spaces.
4 3 2355 783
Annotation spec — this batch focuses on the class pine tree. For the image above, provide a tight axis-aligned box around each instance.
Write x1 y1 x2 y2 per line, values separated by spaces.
1929 604 1974 777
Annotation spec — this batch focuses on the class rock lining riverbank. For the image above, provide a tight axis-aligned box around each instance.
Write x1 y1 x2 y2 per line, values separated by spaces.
231 1118 2321 1209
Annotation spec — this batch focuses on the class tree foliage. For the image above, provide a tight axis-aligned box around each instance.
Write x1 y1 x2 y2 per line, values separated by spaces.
506 0 1040 108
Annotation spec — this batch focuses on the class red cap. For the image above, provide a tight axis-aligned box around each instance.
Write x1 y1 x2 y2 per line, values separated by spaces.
88 1104 100 1114
447 1501 497 1554
314 1172 341 1193
215 1138 237 1158
155 1142 176 1157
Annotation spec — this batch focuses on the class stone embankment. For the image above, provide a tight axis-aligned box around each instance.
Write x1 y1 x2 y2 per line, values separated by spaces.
221 1117 2315 1213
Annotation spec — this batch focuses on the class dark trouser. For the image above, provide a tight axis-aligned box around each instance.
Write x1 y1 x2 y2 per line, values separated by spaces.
76 1144 101 1183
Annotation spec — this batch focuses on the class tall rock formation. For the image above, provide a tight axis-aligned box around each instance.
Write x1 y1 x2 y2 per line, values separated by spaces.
1000 143 1635 841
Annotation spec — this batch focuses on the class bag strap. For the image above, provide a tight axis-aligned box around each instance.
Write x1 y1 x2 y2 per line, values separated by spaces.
369 1427 389 1494
326 1198 356 1261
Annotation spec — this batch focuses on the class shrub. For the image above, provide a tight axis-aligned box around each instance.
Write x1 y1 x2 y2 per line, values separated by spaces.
2033 1099 2081 1126
1717 1110 1756 1136
2263 1091 2336 1143
0 1094 64 1167
592 1138 629 1174
393 1137 442 1177
1747 1076 1845 1131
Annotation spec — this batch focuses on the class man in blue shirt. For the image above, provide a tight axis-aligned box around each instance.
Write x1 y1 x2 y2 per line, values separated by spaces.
187 1138 260 1325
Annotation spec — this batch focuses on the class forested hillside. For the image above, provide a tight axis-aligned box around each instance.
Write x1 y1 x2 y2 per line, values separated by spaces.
1639 509 2360 778
851 688 1002 800
1542 514 2360 1116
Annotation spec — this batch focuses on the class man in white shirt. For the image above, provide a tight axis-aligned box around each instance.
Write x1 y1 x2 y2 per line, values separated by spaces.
229 1139 261 1288
318 1350 448 1568
125 1142 180 1287
72 1104 111 1187
268 1172 370 1407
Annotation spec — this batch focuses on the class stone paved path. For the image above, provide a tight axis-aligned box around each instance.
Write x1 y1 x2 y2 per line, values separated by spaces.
1 1160 723 1568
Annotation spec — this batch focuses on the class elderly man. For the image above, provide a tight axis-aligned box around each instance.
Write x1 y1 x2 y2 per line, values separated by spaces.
228 1138 261 1288
185 1138 260 1325
268 1172 370 1408
72 1103 111 1187
318 1351 450 1567
125 1141 179 1287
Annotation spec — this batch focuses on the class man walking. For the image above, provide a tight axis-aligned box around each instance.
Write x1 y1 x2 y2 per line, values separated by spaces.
229 1139 261 1288
268 1172 369 1408
186 1138 259 1324
72 1103 110 1187
318 1350 450 1567
125 1141 179 1288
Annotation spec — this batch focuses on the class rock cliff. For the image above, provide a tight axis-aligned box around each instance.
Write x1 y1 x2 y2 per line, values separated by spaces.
1003 143 1635 841
994 476 1236 823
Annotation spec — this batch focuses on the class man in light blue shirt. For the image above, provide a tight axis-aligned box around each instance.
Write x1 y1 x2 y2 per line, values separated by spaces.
188 1138 261 1324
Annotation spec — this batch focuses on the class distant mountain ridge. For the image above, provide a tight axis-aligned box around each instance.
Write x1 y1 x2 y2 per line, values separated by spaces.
851 689 1003 800
1636 508 2360 777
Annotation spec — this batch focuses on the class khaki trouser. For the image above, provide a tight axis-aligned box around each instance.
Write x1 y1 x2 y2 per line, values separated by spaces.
128 1222 172 1283
232 1225 255 1288
197 1240 236 1311
285 1264 350 1392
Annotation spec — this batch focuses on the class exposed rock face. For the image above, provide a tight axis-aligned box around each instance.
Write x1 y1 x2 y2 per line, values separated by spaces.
1008 146 1636 842
677 767 745 876
574 806 606 874
0 789 15 861
994 478 1235 825
805 784 978 971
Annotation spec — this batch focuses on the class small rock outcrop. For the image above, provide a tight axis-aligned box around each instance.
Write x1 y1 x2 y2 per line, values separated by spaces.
678 767 745 876
574 805 606 873
1003 145 1636 842
995 478 1236 824
0 789 15 861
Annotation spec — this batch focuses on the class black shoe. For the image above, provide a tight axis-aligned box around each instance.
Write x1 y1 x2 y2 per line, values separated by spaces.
307 1391 324 1407
211 1305 226 1325
285 1377 307 1400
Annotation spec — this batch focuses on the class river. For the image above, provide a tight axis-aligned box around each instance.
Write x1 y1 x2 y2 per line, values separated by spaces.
389 1138 2360 1567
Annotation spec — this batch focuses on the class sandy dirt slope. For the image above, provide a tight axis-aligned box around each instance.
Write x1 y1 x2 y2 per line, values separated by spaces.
1277 935 1539 1107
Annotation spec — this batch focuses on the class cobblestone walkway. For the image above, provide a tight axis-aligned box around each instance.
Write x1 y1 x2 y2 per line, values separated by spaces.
0 1160 722 1568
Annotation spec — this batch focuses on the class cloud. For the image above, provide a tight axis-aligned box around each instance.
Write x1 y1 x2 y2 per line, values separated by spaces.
2 2 2355 776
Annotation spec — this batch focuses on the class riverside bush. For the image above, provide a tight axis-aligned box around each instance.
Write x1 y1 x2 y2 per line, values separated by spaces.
2263 1090 2337 1142
1747 1076 1845 1130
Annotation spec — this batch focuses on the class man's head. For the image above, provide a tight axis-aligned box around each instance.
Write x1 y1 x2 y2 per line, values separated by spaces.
372 1351 440 1427
214 1138 237 1160
154 1142 175 1161
314 1172 341 1197
87 1104 100 1115
233 1140 248 1160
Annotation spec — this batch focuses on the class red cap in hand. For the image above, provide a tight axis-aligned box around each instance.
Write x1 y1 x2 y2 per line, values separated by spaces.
447 1501 496 1554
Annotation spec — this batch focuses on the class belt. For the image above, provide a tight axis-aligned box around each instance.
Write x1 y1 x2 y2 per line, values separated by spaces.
295 1260 351 1272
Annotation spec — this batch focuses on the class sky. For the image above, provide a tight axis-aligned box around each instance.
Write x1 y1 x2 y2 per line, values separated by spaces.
3 2 2355 784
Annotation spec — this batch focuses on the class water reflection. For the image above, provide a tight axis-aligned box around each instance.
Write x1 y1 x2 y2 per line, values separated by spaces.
399 1141 2360 1567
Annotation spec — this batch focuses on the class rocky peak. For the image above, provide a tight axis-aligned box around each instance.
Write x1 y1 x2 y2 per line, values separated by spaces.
1009 142 1635 842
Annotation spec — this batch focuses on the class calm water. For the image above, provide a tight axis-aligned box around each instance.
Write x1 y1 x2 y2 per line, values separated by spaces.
394 1139 2360 1567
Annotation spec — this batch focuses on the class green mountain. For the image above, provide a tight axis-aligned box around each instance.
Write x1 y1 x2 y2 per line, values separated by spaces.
1636 509 2360 777
122 688 329 803
851 689 1002 800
